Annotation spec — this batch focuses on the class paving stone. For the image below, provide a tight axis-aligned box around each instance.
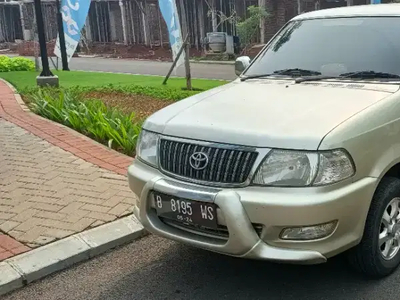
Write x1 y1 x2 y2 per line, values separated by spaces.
81 204 110 213
69 218 97 231
10 245 30 255
108 203 132 216
32 203 64 213
0 221 20 233
102 195 127 208
62 210 90 223
0 212 16 220
7 231 25 240
86 212 117 222
0 251 13 261
33 236 57 246
0 119 133 250
0 234 24 251
35 211 67 221
90 220 105 228
17 226 47 244
0 204 14 213
43 228 75 239
12 209 41 223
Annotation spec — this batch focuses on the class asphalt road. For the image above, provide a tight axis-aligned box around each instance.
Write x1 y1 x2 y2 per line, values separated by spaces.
69 58 236 81
4 234 400 300
11 55 236 81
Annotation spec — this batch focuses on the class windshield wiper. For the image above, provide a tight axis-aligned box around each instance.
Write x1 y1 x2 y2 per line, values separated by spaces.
241 68 321 82
294 70 400 84
340 71 400 79
240 73 277 82
273 68 321 77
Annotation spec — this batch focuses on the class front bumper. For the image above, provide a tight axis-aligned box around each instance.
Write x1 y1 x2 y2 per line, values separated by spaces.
128 159 378 264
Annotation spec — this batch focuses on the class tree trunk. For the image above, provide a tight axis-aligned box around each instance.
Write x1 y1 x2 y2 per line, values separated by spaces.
211 0 218 32
179 0 192 90
264 0 275 43
259 0 266 43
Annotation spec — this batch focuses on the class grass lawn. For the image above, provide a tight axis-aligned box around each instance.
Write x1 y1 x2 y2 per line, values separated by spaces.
0 70 227 91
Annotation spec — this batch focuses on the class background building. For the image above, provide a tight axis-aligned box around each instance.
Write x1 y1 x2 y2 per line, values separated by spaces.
0 0 393 58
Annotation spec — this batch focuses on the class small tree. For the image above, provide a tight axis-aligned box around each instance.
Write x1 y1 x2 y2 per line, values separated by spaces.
236 5 269 54
204 0 240 32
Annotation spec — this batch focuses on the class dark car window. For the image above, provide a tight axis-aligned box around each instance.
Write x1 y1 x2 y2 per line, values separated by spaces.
244 17 400 78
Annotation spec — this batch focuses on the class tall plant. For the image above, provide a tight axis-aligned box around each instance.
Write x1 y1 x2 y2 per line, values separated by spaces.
236 5 269 54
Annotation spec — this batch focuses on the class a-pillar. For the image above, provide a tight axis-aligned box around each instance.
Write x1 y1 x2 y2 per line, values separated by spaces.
119 0 128 45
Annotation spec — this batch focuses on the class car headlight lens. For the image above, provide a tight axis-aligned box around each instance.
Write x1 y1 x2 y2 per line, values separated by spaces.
313 150 355 186
253 149 354 187
136 130 159 168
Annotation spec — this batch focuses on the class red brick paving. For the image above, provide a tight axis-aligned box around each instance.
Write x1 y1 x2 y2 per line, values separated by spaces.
0 80 135 261
0 234 30 260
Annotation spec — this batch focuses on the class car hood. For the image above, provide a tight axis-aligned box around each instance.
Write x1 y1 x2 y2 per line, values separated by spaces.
143 79 398 150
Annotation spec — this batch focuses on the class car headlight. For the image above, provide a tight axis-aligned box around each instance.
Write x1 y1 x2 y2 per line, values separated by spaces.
136 130 159 168
253 149 355 187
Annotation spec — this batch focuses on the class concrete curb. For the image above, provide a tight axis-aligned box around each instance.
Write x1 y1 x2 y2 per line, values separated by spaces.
0 215 146 296
189 60 235 65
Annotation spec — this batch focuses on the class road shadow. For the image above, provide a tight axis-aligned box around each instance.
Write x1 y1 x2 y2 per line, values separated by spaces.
100 238 398 300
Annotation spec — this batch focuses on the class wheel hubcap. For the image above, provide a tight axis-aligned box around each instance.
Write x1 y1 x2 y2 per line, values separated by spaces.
379 198 400 260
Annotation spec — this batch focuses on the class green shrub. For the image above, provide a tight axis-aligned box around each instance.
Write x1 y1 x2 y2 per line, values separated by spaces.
0 56 11 72
29 89 142 156
10 57 35 71
0 56 35 72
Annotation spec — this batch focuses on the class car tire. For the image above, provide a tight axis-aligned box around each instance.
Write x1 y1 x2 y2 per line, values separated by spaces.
348 176 400 278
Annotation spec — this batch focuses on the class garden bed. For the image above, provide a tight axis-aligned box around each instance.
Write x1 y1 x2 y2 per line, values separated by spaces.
82 91 174 121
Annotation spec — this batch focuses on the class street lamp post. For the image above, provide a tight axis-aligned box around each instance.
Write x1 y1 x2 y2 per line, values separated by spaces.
34 0 52 76
34 0 59 86
55 0 70 71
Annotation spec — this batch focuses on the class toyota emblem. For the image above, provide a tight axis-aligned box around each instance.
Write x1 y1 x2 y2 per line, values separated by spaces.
189 152 209 170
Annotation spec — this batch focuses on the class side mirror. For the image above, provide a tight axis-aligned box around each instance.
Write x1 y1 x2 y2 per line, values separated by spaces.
235 56 251 76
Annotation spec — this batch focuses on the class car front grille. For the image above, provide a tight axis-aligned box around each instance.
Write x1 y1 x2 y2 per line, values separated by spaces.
159 139 258 185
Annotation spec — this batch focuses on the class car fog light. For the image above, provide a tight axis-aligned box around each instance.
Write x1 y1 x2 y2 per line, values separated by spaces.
280 221 338 240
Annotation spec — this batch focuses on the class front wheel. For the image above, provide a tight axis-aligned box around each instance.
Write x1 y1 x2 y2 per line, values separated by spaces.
348 177 400 278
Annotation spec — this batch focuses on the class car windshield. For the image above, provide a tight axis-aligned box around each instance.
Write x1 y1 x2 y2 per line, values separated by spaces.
244 17 400 80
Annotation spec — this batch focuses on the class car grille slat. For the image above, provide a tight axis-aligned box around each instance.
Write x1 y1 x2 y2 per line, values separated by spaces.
159 139 258 185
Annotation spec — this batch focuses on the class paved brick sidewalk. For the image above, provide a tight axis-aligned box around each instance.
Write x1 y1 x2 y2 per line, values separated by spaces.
0 80 138 262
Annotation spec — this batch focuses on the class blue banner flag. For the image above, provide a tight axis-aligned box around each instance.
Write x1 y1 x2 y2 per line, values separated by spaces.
54 0 91 62
158 0 185 70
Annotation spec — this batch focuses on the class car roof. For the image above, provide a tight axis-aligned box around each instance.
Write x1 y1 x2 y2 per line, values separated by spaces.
292 3 400 21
